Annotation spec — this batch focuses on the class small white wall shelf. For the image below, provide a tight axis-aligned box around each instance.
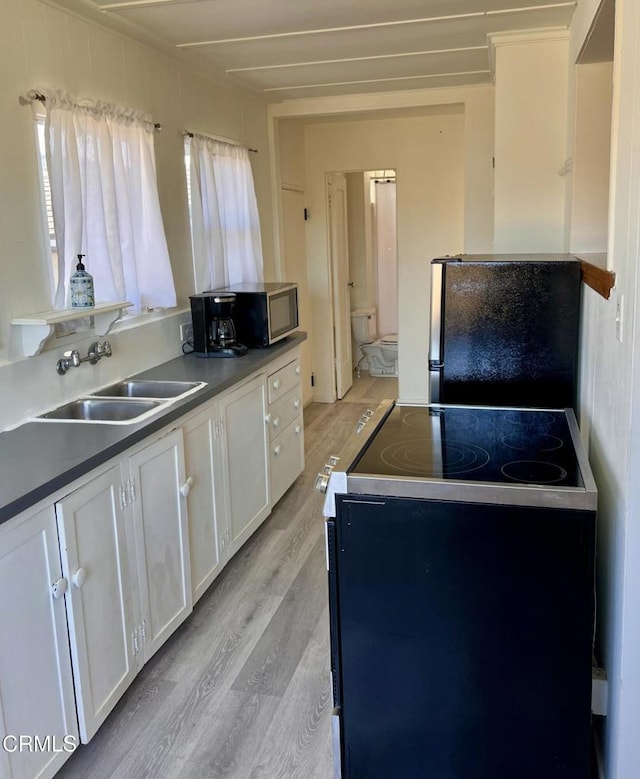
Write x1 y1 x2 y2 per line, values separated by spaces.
12 301 133 357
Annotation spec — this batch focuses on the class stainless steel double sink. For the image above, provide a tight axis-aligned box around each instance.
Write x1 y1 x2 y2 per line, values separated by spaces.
35 380 207 425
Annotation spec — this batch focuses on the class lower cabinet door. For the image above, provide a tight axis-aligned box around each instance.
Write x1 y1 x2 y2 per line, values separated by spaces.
128 429 193 664
55 465 138 744
0 506 78 779
270 417 304 505
182 405 225 604
221 374 271 556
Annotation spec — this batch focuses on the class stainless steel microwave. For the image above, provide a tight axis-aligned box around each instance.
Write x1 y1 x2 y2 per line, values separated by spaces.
210 282 299 346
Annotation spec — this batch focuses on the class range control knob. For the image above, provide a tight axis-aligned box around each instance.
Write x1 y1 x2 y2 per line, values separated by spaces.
315 472 330 493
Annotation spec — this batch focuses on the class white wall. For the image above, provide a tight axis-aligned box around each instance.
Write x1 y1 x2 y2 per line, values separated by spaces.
492 30 571 252
570 0 640 775
303 110 465 404
271 85 495 403
0 0 273 430
570 61 613 254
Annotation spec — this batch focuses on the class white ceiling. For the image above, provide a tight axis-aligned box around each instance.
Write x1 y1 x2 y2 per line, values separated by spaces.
78 0 578 100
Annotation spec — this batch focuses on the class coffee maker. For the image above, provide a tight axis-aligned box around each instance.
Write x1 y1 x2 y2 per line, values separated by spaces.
189 292 248 357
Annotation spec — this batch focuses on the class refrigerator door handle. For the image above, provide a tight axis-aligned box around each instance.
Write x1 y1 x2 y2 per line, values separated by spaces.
429 261 444 402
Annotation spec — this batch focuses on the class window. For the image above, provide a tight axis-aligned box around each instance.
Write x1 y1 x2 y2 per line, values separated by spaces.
184 133 263 292
34 90 176 314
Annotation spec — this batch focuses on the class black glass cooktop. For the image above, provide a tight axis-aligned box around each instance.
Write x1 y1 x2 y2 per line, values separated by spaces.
351 405 584 488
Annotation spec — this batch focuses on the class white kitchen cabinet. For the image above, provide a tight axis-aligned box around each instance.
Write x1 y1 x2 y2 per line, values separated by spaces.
55 465 138 743
182 403 226 603
269 416 304 505
0 505 78 779
55 429 192 742
267 356 305 505
128 430 192 662
219 373 271 557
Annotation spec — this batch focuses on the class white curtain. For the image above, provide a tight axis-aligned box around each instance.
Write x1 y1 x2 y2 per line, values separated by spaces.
188 134 263 291
42 89 176 312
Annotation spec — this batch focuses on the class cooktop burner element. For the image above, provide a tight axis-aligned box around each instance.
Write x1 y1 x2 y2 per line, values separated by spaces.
380 439 490 477
501 460 568 484
501 433 564 452
351 404 584 488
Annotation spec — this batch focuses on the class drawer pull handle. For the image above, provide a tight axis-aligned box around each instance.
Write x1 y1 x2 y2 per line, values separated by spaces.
273 379 281 390
72 568 87 588
274 445 281 456
294 398 300 409
295 365 301 375
295 424 301 435
273 416 280 428
264 413 271 424
180 476 194 497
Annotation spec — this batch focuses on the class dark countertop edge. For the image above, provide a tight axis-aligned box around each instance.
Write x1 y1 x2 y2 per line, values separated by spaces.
0 333 307 526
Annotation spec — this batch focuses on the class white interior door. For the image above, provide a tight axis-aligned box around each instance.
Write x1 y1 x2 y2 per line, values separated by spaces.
282 187 312 406
327 172 353 399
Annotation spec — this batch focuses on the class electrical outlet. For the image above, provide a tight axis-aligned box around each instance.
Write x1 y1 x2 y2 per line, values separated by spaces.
180 322 193 343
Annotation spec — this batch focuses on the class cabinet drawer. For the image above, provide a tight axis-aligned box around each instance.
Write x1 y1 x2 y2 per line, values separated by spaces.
270 417 304 505
268 388 302 441
268 358 301 405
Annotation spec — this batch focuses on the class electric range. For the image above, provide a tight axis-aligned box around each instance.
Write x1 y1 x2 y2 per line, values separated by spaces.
321 400 597 515
320 400 598 779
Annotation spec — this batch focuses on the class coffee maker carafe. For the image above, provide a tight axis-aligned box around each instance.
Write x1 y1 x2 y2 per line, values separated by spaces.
189 292 248 357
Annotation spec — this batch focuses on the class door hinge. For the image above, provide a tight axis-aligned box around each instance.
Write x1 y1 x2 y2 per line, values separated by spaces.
304 207 309 221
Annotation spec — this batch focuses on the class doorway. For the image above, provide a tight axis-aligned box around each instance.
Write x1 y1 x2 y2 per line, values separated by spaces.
327 169 399 400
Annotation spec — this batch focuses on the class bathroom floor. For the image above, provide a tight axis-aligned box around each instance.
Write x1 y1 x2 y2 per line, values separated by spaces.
341 372 398 405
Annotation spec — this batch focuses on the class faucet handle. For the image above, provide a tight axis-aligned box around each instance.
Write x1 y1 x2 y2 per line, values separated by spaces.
101 341 112 357
56 349 80 375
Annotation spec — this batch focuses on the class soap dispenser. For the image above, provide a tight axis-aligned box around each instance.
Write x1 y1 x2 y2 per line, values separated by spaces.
70 254 95 309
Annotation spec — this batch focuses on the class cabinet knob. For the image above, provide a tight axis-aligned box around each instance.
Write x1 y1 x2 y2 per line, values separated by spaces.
180 476 194 497
274 444 281 456
264 413 271 424
273 416 280 428
294 398 301 409
273 379 281 390
72 568 87 588
295 424 301 435
295 365 301 375
51 578 68 599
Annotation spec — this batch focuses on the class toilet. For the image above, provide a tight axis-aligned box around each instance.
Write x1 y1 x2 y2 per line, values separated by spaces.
351 307 398 378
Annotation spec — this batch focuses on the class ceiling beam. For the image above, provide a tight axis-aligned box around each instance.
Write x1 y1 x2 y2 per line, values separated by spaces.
261 70 491 93
226 45 488 74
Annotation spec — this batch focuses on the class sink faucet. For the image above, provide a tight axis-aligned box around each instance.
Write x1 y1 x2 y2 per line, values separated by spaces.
57 341 113 376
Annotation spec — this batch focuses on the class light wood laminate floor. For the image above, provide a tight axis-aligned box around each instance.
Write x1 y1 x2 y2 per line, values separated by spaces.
57 383 391 779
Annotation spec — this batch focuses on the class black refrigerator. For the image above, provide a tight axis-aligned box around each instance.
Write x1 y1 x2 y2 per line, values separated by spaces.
429 255 582 408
